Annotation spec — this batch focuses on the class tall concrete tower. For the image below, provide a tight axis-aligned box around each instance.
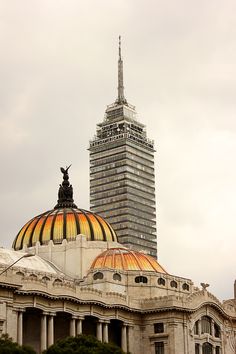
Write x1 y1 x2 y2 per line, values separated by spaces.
89 37 157 257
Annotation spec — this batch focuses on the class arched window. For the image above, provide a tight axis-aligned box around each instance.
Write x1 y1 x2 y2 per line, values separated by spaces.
93 272 104 280
113 273 121 281
170 280 177 288
182 283 189 291
157 277 165 286
202 342 212 354
201 316 211 335
135 276 148 284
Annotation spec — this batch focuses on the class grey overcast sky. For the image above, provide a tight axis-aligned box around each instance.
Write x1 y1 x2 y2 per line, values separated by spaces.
0 0 236 300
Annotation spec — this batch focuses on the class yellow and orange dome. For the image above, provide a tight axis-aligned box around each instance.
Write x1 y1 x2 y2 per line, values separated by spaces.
90 248 167 273
13 208 117 250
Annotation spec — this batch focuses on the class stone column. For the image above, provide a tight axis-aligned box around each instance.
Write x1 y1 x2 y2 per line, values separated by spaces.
199 344 203 354
126 325 133 354
212 346 216 354
70 317 76 337
121 323 127 353
211 319 215 337
96 321 103 342
199 319 202 335
103 322 109 343
76 317 84 335
48 314 54 347
17 311 23 346
41 313 47 352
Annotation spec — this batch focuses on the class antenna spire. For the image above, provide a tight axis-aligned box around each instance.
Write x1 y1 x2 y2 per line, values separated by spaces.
119 35 121 59
116 36 127 104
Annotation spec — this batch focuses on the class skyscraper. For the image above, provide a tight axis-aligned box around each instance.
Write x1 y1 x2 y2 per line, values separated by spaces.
89 37 157 257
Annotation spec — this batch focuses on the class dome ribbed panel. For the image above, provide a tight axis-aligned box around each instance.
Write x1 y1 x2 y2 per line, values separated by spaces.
41 212 55 243
13 208 117 250
95 215 114 241
13 220 32 250
53 211 64 242
114 253 123 270
91 255 104 268
125 252 140 270
78 212 91 240
66 211 77 240
90 248 167 273
21 217 38 248
39 210 55 244
144 254 167 272
32 214 47 245
88 214 103 241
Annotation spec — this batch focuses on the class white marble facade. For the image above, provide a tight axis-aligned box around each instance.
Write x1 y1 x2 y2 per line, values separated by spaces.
0 236 235 354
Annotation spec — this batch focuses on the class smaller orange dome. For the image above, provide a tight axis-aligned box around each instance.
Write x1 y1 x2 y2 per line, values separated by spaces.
90 248 167 273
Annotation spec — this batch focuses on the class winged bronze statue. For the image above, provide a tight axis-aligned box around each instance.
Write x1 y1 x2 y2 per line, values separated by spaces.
60 164 71 175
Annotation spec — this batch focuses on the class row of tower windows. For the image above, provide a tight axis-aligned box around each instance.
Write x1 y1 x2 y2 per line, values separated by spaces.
91 160 154 178
126 145 154 161
90 152 126 166
90 174 155 192
90 144 154 164
91 187 155 205
91 194 156 209
90 173 126 187
91 172 155 189
90 146 126 161
93 272 190 290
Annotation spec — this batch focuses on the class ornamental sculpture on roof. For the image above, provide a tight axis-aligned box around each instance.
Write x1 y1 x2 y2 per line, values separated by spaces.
54 165 77 209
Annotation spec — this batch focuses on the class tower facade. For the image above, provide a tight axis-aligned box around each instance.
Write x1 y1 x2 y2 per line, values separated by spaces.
89 38 157 257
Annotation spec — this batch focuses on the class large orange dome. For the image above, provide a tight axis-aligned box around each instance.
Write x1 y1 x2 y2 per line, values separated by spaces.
13 166 117 250
13 208 117 250
90 248 167 273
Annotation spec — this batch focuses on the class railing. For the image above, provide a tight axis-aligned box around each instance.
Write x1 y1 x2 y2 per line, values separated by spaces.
90 133 154 149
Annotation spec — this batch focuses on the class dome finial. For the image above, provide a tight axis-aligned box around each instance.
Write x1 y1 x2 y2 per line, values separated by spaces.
54 165 77 209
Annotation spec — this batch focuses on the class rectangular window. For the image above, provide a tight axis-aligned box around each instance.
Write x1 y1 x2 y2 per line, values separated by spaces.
154 323 164 333
155 342 164 354
214 323 221 338
194 321 199 335
216 347 220 354
195 343 200 354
